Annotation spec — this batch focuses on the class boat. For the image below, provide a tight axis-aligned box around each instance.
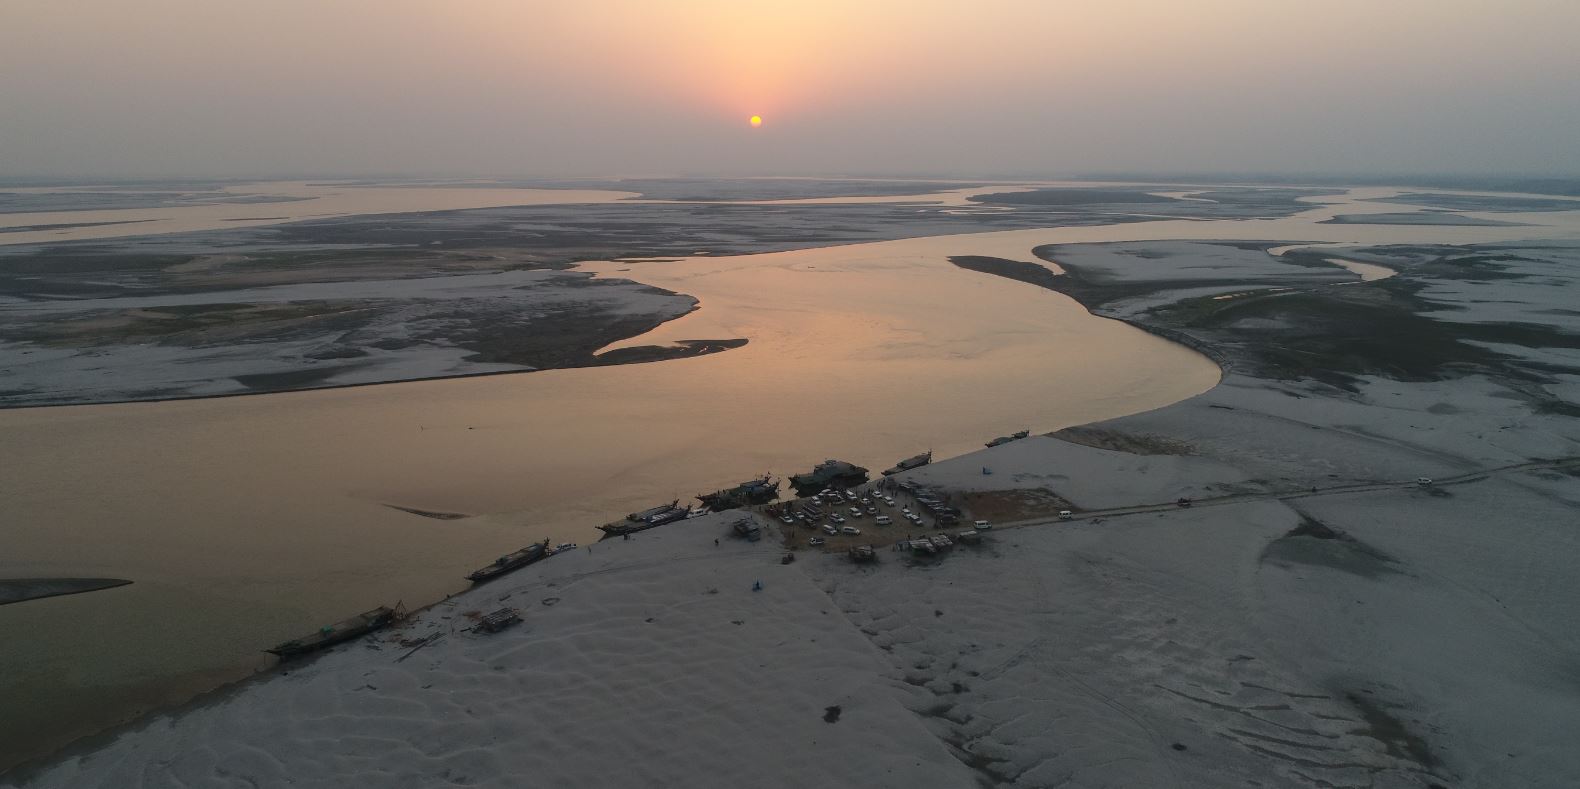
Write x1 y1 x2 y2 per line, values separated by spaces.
882 451 932 476
788 459 869 494
267 606 399 658
467 539 550 583
697 475 780 511
598 500 693 539
985 430 1031 448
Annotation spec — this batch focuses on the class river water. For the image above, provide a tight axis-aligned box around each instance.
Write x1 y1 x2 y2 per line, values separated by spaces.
2 182 1579 772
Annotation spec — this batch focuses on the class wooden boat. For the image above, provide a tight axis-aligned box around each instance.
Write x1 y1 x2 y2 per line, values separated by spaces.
985 430 1030 448
698 475 780 510
267 606 398 658
882 451 932 476
599 500 693 539
467 539 550 584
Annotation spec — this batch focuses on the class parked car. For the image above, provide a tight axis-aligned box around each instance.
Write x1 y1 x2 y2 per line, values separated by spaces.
822 524 837 535
1058 510 1073 521
840 525 861 535
874 515 893 526
809 536 826 546
973 519 992 530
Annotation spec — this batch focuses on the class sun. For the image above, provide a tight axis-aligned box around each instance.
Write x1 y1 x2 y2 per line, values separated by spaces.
749 115 762 128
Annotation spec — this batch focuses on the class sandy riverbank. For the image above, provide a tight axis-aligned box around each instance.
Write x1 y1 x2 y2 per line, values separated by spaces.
12 223 1580 786
6 182 1580 781
0 223 1219 773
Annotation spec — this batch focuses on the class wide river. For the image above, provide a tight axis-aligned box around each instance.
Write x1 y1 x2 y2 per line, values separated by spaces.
3 181 1580 772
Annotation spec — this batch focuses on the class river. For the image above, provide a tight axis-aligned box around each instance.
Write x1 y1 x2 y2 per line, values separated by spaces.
2 181 1579 772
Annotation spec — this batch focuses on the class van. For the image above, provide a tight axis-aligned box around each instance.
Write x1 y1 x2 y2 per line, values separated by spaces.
973 519 992 530
1058 510 1073 521
874 515 893 526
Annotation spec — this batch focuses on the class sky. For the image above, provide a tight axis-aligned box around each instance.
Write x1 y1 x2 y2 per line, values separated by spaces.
2 0 1578 179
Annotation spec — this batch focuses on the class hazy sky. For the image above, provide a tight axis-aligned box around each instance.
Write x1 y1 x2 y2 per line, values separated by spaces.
2 0 1578 179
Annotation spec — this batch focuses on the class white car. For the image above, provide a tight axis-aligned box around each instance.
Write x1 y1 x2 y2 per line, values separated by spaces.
822 524 837 535
848 507 863 518
865 506 878 515
840 526 861 536
809 536 826 546
874 515 893 526
973 519 992 530
779 515 795 525
830 513 847 524
1058 511 1073 521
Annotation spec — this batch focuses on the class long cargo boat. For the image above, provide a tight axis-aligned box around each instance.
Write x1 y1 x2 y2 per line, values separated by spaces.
985 430 1030 448
466 539 551 584
267 606 399 659
882 451 932 476
697 475 780 511
599 500 693 540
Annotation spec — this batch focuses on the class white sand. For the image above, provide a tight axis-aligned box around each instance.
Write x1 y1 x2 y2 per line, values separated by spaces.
18 406 1580 787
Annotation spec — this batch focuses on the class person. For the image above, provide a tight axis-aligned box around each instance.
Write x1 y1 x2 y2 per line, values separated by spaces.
714 538 719 547
752 580 762 591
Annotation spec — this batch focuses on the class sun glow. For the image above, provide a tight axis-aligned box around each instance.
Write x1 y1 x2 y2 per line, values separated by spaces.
749 115 763 127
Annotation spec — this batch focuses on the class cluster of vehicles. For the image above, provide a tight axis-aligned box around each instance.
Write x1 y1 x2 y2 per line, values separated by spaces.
778 487 880 542
776 483 986 548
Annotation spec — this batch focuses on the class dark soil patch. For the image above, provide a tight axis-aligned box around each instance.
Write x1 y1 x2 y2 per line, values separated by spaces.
1263 515 1400 578
0 578 133 606
1344 691 1437 769
949 255 1061 289
960 488 1075 521
1052 426 1194 456
384 504 470 520
968 189 1178 206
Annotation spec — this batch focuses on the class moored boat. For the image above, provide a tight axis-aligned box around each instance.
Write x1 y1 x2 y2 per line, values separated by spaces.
698 475 780 511
788 459 869 494
267 606 399 658
882 451 932 476
466 539 551 583
599 500 693 539
985 430 1031 448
